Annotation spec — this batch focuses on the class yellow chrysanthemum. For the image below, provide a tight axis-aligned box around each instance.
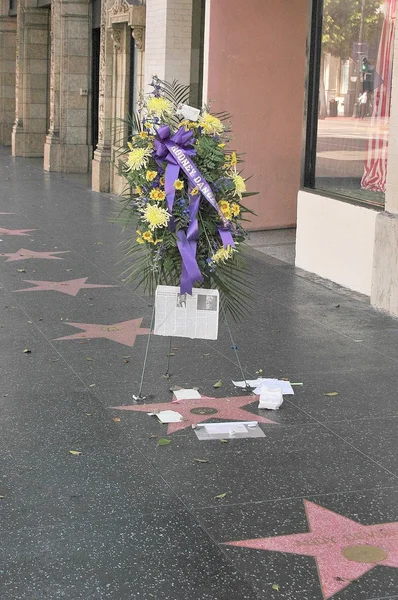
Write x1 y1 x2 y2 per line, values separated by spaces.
149 189 159 200
135 186 142 195
139 131 148 139
198 112 224 135
180 119 197 130
211 245 233 264
127 147 151 171
230 152 238 167
159 176 165 186
218 143 226 148
232 173 246 198
146 170 157 181
231 202 241 217
173 179 184 190
142 231 153 242
142 204 170 231
146 96 173 116
190 187 199 196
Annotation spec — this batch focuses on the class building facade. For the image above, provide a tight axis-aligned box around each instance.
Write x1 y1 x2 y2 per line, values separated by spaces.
1 0 398 316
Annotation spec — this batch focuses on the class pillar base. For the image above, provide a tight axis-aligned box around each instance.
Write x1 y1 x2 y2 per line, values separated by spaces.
371 211 398 315
44 135 92 173
92 147 111 192
12 125 45 157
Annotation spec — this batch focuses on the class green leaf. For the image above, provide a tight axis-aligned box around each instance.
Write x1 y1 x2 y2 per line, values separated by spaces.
324 392 339 397
17 268 26 273
86 357 94 361
214 492 227 499
213 380 223 388
69 450 83 456
220 439 229 443
272 584 280 591
194 459 210 463
157 438 172 446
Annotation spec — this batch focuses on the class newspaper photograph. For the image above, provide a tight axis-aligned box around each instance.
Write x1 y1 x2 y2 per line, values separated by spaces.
154 285 219 340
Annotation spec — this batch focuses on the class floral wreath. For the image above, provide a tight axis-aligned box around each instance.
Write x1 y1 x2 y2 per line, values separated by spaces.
118 78 256 321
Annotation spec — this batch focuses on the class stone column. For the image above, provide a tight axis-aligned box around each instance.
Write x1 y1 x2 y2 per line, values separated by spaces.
44 0 91 173
92 0 146 193
11 0 49 157
92 0 114 192
0 1 17 146
371 20 398 316
144 0 193 91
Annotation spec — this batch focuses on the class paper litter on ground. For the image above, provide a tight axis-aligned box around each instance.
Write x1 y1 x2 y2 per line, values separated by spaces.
148 410 184 423
232 378 294 395
173 389 202 401
194 421 265 441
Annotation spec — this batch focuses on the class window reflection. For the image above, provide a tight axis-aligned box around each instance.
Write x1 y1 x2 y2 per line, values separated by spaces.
315 0 395 206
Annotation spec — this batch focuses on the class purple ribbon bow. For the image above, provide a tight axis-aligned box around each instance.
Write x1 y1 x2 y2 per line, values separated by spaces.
153 125 235 295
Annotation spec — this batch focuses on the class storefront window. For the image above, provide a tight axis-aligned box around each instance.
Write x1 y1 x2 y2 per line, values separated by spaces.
306 0 396 206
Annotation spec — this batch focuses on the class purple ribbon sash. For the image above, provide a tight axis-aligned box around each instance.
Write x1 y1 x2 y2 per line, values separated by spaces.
154 125 234 295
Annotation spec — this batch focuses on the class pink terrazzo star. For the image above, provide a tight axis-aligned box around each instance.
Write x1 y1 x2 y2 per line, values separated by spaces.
54 318 149 347
13 277 117 297
0 248 70 262
225 500 398 599
0 227 36 236
111 395 277 433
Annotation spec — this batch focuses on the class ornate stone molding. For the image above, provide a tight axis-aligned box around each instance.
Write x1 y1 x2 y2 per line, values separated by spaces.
107 1 145 28
111 26 122 50
131 25 144 51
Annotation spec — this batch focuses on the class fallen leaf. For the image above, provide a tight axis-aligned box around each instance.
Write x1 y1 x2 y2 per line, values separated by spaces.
69 450 82 456
157 438 171 446
86 413 93 416
220 439 229 443
324 392 339 397
0 495 5 500
89 384 95 387
149 434 159 439
272 584 280 591
95 241 103 245
214 492 227 499
66 269 72 272
23 348 31 353
166 352 175 357
213 380 223 388
112 417 121 422
255 369 263 375
17 268 26 273
86 357 94 361
194 458 210 463
27 320 32 324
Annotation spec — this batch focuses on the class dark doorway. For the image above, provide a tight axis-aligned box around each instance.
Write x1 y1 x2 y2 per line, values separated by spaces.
91 27 100 153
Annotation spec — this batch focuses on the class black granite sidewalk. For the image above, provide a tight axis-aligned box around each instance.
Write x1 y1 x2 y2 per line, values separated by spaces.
1 148 398 600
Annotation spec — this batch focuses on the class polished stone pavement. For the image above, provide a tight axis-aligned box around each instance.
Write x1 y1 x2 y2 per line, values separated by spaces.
1 148 398 600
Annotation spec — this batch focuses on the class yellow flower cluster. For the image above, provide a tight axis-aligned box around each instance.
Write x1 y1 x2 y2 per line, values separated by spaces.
198 112 224 135
180 120 197 130
149 188 166 201
218 200 241 220
211 245 233 264
147 96 173 116
142 204 170 231
136 229 163 245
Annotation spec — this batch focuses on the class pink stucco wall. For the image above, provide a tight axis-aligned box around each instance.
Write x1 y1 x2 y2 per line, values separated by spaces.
206 0 308 229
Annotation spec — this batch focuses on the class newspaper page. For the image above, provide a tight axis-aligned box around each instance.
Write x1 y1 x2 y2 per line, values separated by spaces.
154 285 219 340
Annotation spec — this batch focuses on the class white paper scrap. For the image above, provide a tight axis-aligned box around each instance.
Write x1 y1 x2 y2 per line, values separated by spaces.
148 410 183 423
194 421 264 441
173 389 202 401
200 421 257 434
233 378 294 395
